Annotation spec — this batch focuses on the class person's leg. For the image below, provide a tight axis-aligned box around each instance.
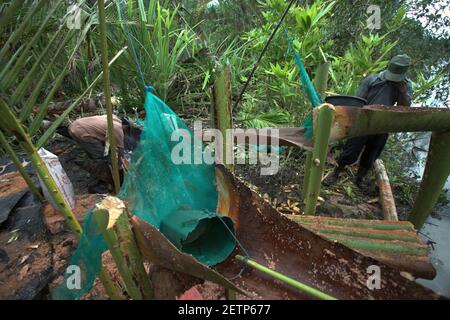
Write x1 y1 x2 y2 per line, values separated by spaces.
71 138 106 160
324 136 368 185
357 134 389 186
68 127 113 185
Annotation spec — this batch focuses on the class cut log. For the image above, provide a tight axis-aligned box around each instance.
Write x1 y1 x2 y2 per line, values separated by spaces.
373 159 398 221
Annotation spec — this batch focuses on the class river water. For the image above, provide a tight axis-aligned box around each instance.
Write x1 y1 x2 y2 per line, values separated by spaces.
408 133 450 297
416 178 450 297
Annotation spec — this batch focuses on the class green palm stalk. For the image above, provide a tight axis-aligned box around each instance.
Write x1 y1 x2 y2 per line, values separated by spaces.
409 130 450 229
304 104 335 215
236 255 337 300
93 196 154 300
98 0 121 194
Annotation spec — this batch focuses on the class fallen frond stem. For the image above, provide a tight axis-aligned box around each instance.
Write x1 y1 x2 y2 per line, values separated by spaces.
235 255 337 300
373 159 398 221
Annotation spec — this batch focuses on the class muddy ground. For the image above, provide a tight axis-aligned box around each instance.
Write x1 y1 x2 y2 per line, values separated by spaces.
234 146 413 221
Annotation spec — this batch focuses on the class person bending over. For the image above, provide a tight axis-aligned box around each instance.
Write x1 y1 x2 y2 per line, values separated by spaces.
63 115 142 190
324 54 413 188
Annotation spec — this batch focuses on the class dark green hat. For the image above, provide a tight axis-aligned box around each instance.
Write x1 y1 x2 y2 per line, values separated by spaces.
385 54 411 82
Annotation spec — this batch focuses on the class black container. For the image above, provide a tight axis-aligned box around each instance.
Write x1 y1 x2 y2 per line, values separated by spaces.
325 95 367 107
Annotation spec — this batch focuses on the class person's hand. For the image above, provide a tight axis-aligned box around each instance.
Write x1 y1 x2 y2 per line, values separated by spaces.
395 81 408 93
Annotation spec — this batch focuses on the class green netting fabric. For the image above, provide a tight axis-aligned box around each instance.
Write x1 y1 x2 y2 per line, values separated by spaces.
284 30 322 140
119 92 235 265
294 50 322 140
52 210 107 300
53 92 236 299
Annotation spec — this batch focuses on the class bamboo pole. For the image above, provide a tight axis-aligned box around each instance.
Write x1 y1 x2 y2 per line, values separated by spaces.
302 63 329 203
409 130 450 229
313 61 330 99
212 65 237 298
373 159 398 221
97 0 121 194
0 97 123 300
0 130 43 201
211 64 233 170
93 196 154 300
302 152 312 202
304 104 334 215
235 255 337 300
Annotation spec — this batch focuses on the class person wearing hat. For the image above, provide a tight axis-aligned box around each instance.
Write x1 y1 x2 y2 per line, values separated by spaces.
324 54 413 188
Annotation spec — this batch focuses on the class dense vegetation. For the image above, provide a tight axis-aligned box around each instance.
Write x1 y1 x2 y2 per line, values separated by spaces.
1 0 449 209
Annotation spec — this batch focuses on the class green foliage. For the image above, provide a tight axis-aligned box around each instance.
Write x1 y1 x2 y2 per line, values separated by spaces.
238 0 336 126
1 0 448 170
108 0 198 108
381 133 422 205
329 33 398 95
344 185 356 202
0 0 95 135
238 101 293 128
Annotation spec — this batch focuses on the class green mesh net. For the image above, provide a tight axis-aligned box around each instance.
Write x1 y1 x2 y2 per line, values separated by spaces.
53 92 236 299
294 50 322 140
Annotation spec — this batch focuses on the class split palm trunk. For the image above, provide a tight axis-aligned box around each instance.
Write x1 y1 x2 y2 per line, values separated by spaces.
211 64 233 170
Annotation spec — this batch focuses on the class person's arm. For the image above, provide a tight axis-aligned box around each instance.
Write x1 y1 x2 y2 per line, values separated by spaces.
396 80 413 107
355 75 374 100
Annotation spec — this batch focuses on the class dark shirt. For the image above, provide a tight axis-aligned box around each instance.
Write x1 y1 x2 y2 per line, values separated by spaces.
356 71 413 106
